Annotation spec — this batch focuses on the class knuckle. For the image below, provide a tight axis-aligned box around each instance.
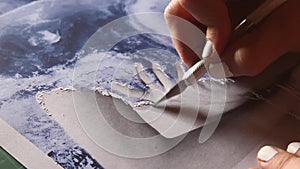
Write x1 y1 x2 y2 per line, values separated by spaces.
178 0 207 8
164 1 177 15
234 48 262 76
164 4 172 15
177 0 188 6
277 154 295 169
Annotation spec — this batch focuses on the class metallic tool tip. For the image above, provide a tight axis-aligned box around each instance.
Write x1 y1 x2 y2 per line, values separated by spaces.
154 80 187 105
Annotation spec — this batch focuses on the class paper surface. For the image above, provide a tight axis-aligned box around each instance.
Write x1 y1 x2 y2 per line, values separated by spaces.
35 53 300 169
3 1 298 168
0 118 62 169
39 77 300 169
109 54 300 138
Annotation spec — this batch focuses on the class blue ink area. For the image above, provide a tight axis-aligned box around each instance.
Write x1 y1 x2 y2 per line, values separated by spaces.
0 2 126 78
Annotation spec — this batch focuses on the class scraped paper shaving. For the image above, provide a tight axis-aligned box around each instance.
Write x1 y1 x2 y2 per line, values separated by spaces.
94 86 154 107
36 86 76 115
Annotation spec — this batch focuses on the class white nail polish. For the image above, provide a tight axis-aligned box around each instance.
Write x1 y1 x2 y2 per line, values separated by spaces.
207 62 234 78
202 40 213 59
257 146 278 162
287 142 300 154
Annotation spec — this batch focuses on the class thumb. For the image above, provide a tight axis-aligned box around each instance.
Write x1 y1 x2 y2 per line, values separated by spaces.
257 145 300 169
177 0 231 54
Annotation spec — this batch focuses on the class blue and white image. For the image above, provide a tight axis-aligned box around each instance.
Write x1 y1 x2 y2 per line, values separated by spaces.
0 0 178 168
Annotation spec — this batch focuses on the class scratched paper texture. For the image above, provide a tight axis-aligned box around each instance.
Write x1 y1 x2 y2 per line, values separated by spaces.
0 0 172 168
1 0 300 169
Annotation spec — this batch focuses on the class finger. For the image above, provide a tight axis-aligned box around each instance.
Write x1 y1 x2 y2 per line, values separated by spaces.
177 0 231 54
287 142 300 156
164 0 205 31
223 0 300 77
135 63 160 90
152 63 174 91
257 145 300 169
164 0 205 66
175 62 186 80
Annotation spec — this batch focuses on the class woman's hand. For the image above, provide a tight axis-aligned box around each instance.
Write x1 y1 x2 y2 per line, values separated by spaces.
253 142 300 169
165 0 300 77
164 0 231 67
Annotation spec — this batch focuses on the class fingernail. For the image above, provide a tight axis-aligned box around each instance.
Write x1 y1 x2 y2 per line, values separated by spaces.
202 40 213 59
207 62 234 78
257 146 278 162
287 142 300 154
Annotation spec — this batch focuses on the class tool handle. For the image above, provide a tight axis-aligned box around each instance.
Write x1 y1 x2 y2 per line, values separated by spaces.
182 59 206 85
231 0 287 42
248 0 287 25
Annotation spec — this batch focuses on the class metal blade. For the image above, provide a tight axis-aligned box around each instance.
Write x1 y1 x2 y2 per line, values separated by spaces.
155 60 206 105
155 80 188 104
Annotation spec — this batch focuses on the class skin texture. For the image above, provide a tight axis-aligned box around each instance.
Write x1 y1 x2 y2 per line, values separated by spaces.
165 0 300 168
250 144 300 169
164 0 300 77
